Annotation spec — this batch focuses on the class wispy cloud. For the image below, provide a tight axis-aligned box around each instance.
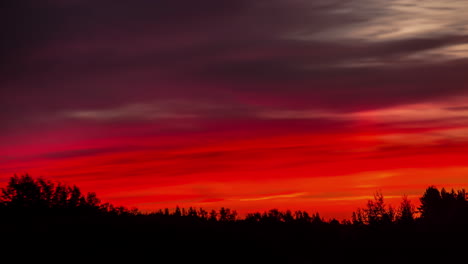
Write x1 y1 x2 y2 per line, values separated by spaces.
256 110 343 120
352 102 468 123
62 103 198 121
258 100 468 125
325 195 400 201
239 192 308 202
293 0 468 42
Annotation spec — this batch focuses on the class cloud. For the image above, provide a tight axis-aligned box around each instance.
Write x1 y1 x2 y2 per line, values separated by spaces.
292 0 468 42
256 109 343 120
352 102 468 123
1 0 468 136
405 43 468 62
38 146 138 160
257 100 468 126
2 0 468 169
63 103 198 121
60 99 263 122
239 192 308 202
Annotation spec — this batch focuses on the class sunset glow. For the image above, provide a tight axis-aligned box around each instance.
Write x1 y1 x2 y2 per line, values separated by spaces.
2 0 468 220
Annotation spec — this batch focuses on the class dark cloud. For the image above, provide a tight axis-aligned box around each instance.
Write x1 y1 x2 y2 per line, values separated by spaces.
1 0 468 133
38 146 137 160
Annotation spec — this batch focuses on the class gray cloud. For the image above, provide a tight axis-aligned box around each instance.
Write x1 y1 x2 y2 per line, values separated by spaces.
1 0 468 133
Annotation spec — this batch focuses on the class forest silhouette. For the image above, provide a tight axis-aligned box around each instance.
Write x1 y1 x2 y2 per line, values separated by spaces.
1 174 468 251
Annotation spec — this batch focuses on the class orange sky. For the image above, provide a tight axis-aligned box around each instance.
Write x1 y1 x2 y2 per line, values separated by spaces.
3 102 468 220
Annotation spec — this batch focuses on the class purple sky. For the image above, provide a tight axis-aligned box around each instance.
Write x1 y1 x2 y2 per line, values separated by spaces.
3 0 468 131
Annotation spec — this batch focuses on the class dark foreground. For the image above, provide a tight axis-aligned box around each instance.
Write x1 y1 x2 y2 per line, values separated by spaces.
2 175 468 259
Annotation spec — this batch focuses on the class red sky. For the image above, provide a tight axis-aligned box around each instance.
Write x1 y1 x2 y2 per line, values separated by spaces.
1 0 468 220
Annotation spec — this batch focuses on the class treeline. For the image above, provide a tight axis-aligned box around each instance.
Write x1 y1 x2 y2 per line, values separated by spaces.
0 174 138 216
2 174 468 230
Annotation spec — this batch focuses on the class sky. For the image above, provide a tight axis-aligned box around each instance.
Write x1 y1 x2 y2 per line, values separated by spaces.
1 0 468 220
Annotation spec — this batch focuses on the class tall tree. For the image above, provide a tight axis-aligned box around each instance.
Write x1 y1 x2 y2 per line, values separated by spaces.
397 195 415 225
419 186 442 223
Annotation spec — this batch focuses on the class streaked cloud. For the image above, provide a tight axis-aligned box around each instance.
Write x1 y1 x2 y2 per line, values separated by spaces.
239 192 308 202
352 102 468 123
63 103 198 121
256 109 343 120
293 0 468 42
406 43 468 62
258 100 468 126
325 195 400 201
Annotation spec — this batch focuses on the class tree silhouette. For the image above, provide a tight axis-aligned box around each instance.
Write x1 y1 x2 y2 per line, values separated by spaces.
174 206 182 217
245 212 262 223
353 192 395 226
283 210 294 223
419 186 468 226
352 208 364 226
311 212 324 225
294 210 311 223
209 209 217 221
217 207 237 222
1 174 41 209
0 174 135 216
227 209 237 221
419 186 442 220
3 173 468 251
198 208 208 220
396 195 415 225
